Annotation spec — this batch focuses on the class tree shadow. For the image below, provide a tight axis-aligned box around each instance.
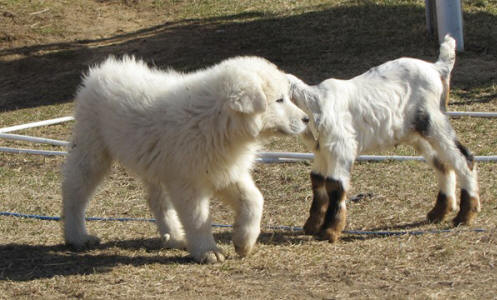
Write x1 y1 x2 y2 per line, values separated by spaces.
2 3 495 112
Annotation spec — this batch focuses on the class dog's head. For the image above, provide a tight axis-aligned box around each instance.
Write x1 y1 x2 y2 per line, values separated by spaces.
220 57 309 138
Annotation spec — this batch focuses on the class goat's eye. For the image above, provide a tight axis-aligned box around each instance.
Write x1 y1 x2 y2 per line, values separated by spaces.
276 98 284 103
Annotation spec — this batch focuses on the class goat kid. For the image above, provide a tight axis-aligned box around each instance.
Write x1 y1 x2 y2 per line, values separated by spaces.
287 35 480 242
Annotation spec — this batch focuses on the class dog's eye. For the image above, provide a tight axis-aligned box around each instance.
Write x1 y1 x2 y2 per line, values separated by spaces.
276 98 284 103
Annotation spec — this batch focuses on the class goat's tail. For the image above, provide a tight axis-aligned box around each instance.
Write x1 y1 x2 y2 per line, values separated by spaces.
435 34 456 111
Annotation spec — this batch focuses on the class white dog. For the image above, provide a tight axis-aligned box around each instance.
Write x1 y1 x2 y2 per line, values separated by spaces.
62 56 308 263
287 35 480 242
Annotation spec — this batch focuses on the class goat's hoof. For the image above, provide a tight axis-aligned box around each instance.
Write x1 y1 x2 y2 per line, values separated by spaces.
234 243 253 258
303 218 322 235
453 213 476 226
427 209 447 223
316 228 341 243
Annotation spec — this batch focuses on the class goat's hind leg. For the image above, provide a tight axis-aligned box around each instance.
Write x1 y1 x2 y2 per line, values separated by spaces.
451 140 480 225
422 115 480 225
414 138 457 223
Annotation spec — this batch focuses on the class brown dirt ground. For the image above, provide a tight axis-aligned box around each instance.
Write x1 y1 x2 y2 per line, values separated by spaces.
1 0 496 299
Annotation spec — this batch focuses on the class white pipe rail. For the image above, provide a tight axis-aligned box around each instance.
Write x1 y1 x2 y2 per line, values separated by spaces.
0 133 69 147
0 116 74 133
0 112 495 148
1 148 496 162
0 111 496 134
447 111 497 118
257 152 497 163
0 147 67 156
1 114 497 162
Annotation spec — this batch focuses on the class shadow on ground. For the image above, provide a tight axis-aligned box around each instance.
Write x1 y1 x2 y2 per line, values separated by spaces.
1 3 496 111
0 240 186 281
0 230 308 281
0 218 480 281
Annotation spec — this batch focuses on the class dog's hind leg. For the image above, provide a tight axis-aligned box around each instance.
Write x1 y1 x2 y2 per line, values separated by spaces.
413 138 457 223
61 136 111 249
145 181 186 249
216 172 263 258
168 185 224 264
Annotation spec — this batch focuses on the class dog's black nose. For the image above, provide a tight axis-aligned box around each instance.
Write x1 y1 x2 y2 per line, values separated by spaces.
302 117 310 124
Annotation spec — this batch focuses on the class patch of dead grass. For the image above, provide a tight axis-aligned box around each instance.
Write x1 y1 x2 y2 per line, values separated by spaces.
1 0 497 298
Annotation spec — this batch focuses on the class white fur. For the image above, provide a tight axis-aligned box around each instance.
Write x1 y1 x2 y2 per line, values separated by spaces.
62 56 308 263
288 35 479 224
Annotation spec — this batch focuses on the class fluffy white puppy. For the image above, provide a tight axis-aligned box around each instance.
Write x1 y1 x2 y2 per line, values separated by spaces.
62 56 308 263
288 35 479 242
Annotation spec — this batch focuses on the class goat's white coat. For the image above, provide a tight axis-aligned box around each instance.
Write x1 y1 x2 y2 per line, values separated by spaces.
288 35 479 221
62 56 308 263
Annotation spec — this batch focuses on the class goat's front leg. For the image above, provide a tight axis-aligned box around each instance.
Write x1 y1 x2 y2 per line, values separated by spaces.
317 176 348 243
317 148 354 243
303 151 329 235
303 172 328 235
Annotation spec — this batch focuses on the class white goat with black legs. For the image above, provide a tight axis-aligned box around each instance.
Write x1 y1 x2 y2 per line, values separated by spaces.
287 35 480 243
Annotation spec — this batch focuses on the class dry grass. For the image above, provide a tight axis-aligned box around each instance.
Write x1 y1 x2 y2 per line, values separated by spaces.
1 0 497 298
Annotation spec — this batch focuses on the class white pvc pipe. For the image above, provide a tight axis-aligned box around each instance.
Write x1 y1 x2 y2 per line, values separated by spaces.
447 111 497 118
0 111 494 135
0 133 69 147
436 0 464 51
257 152 497 163
1 148 496 162
0 116 74 133
0 147 67 156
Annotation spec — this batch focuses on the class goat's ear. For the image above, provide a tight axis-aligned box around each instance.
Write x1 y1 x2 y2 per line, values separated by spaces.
227 73 267 114
286 73 322 140
286 73 309 108
286 74 300 101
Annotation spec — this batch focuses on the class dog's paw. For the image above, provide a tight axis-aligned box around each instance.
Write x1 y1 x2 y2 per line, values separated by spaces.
66 234 100 250
194 248 226 264
234 243 253 258
160 234 187 250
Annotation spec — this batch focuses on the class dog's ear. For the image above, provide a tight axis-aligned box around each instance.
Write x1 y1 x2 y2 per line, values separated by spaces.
228 87 267 114
227 71 267 114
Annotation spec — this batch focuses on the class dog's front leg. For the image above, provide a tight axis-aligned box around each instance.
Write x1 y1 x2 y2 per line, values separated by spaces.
216 173 263 258
169 186 224 264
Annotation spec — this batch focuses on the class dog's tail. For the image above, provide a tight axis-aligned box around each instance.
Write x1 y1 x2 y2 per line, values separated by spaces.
435 34 456 110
